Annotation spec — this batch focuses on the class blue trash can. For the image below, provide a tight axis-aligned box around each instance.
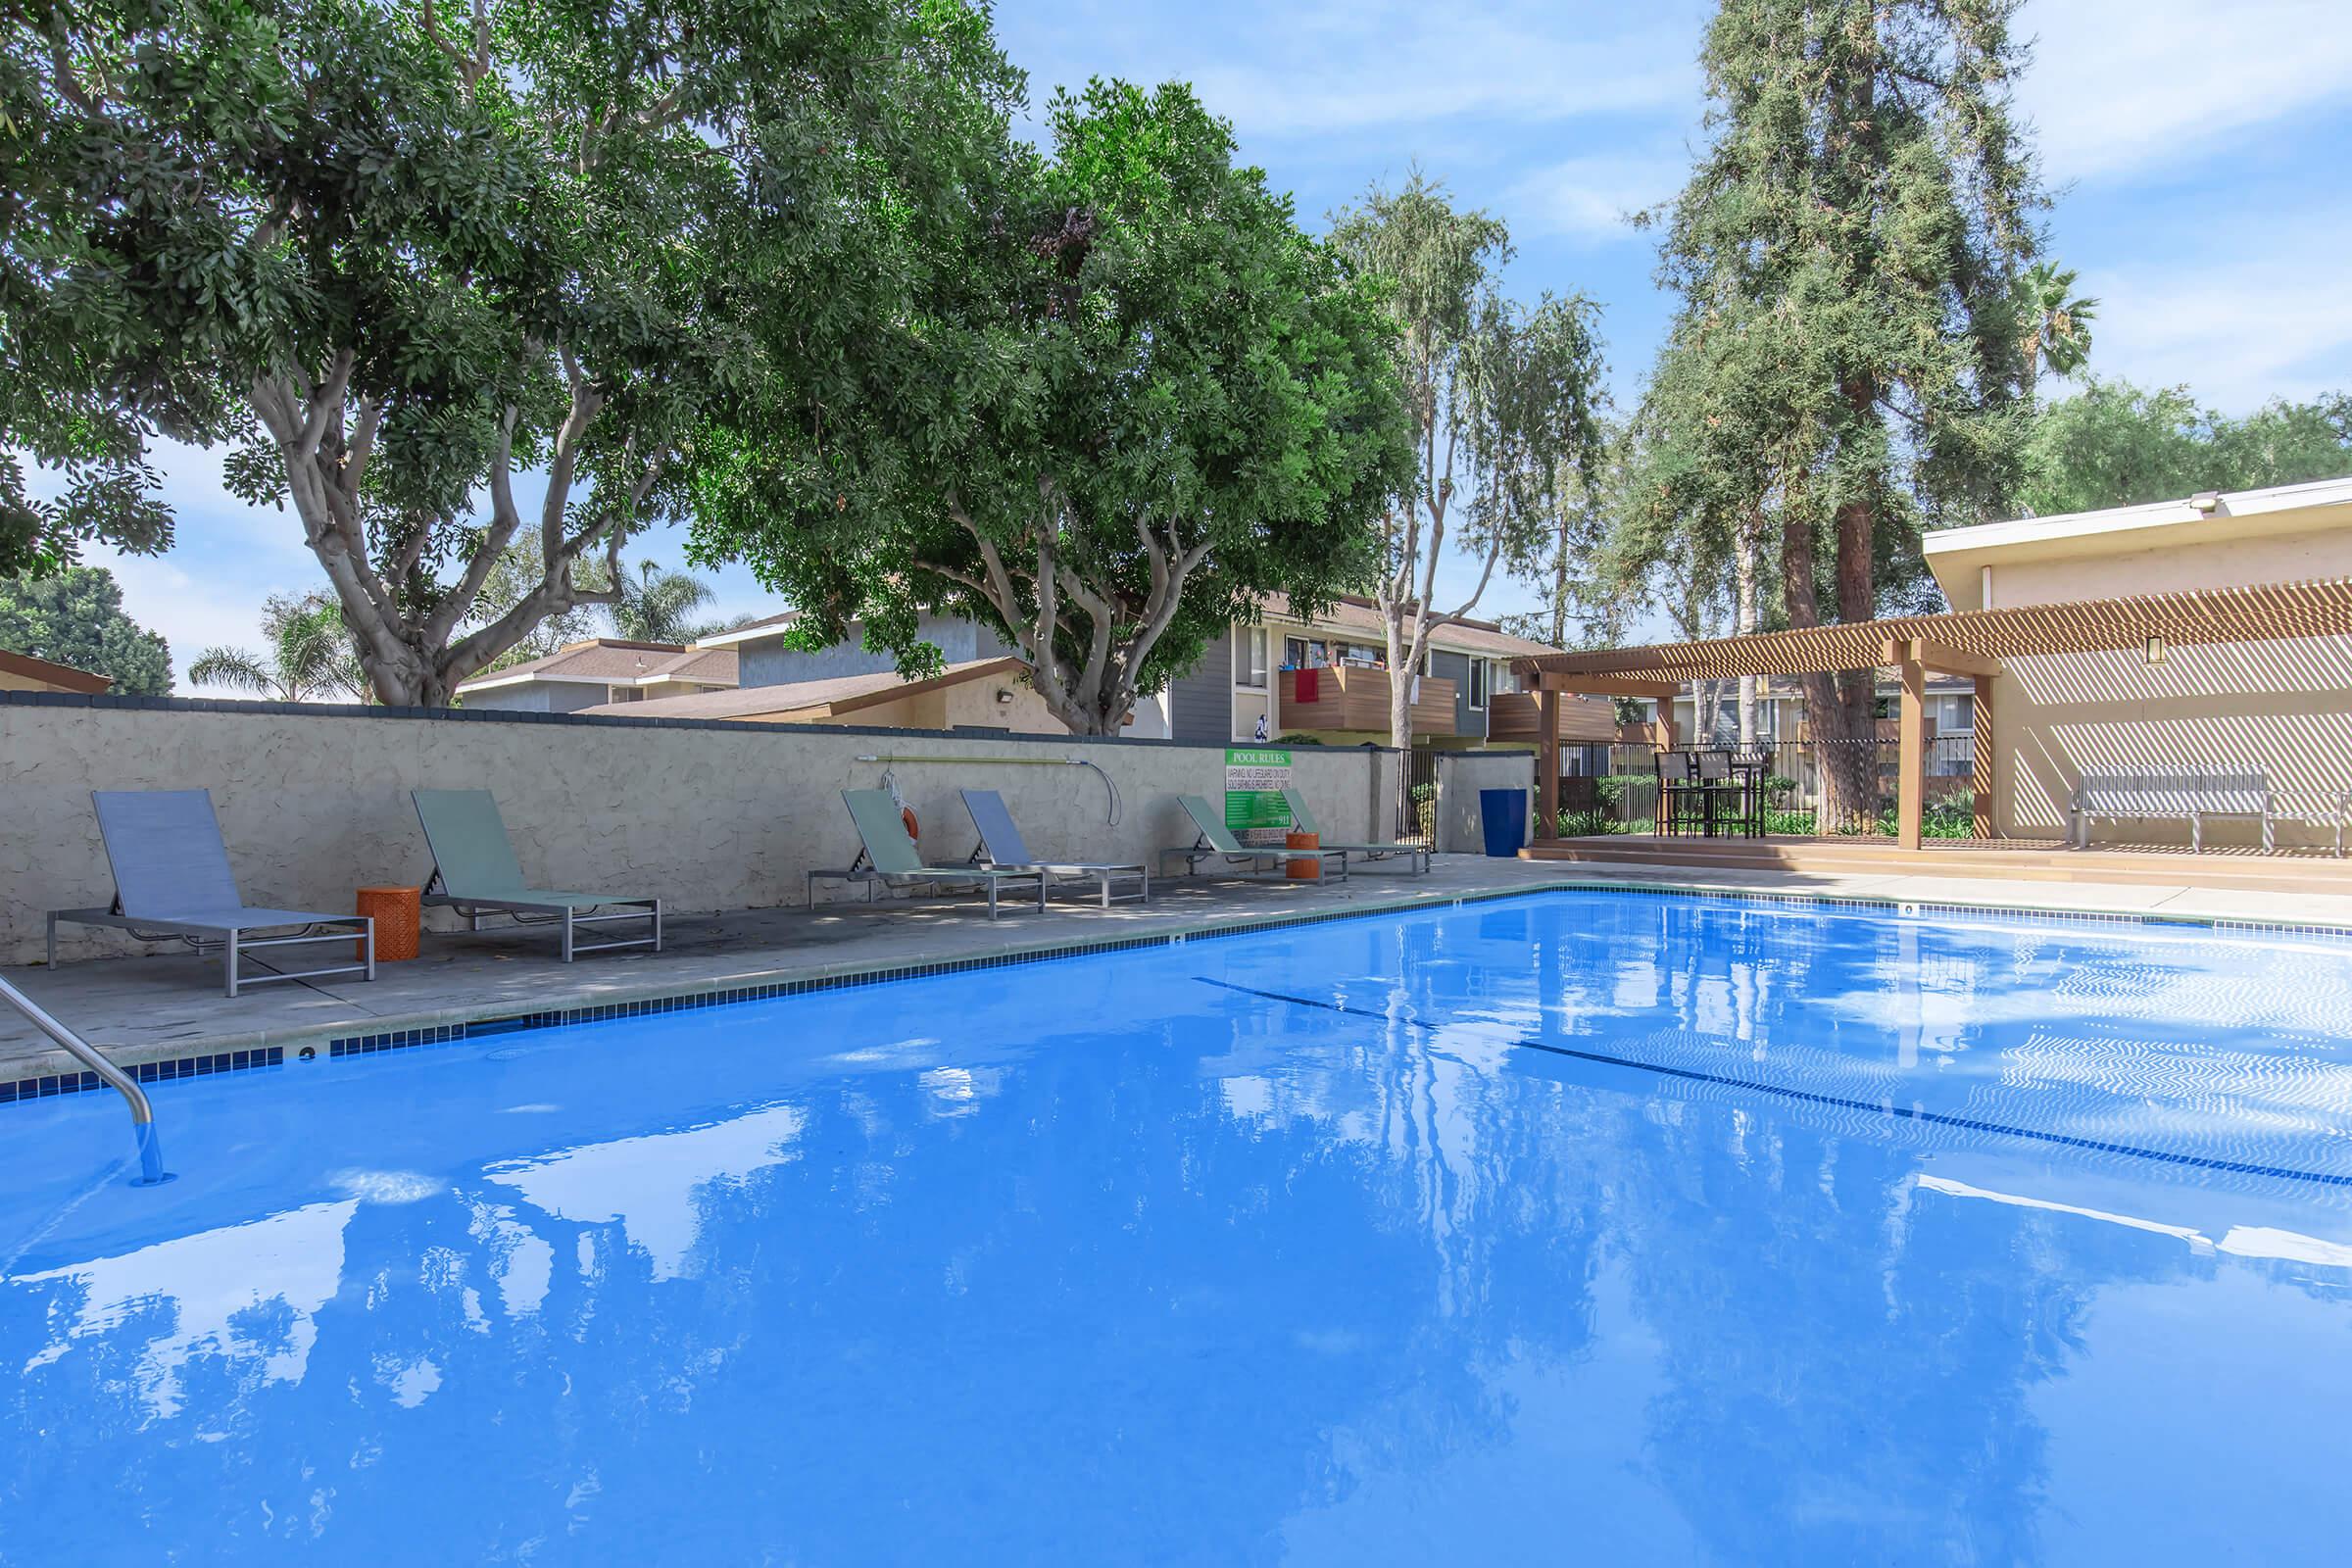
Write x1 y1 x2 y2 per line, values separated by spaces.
1479 788 1529 858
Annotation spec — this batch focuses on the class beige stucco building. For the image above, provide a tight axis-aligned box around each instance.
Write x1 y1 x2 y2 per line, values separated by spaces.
1922 475 2352 848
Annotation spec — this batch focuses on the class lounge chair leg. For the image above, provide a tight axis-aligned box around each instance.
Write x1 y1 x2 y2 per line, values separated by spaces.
562 907 575 963
365 919 376 983
224 930 240 999
987 882 999 920
653 901 663 953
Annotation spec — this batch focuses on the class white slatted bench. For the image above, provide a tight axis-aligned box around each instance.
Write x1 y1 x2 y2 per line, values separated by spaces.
2071 770 2350 855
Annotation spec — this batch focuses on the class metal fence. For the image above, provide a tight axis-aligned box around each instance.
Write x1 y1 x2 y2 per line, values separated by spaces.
1399 748 1441 845
1554 734 1978 840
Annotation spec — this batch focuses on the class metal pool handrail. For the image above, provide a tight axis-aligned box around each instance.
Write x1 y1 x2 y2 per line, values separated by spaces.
0 974 172 1186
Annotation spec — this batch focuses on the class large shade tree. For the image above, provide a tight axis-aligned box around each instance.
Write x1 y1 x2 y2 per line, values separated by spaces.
11 0 1016 704
1640 0 2043 815
0 564 172 692
694 80 1414 736
1325 176 1608 748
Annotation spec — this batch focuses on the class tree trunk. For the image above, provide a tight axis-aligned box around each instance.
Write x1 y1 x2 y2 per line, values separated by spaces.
1735 514 1760 746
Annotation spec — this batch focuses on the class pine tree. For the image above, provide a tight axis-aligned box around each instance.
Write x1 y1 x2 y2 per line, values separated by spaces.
1641 0 2043 816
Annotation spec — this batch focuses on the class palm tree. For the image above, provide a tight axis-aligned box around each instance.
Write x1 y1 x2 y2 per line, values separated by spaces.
2015 262 2098 399
609 559 720 643
190 593 369 702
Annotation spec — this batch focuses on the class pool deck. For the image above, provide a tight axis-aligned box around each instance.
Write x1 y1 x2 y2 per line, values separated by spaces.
10 852 2352 1088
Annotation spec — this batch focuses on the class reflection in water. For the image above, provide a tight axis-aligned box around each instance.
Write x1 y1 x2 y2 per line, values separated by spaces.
4 893 2352 1563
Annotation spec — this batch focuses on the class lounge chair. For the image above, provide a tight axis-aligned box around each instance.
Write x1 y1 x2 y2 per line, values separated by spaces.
1161 795 1348 882
959 788 1149 906
808 790 1048 918
1279 787 1431 874
412 789 662 961
47 789 375 998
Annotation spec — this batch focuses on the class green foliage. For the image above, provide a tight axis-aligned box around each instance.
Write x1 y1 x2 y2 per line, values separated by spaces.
1632 0 2044 804
190 592 368 703
694 79 1412 734
2013 262 2098 392
0 566 172 693
2022 379 2352 515
8 0 1018 701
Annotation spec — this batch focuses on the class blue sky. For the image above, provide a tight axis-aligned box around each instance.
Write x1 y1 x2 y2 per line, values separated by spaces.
62 0 2352 682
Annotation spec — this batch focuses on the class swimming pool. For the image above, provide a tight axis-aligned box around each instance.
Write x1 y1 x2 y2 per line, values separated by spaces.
6 889 2352 1563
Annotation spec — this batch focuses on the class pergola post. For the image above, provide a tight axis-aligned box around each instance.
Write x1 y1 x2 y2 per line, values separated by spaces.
1894 639 1926 852
1537 688 1560 840
1653 702 1677 752
1971 675 1996 839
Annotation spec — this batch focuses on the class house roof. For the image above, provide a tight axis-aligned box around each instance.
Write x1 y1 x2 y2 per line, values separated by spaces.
576 656 1027 722
1924 473 2352 610
696 595 1565 661
456 639 738 695
0 647 113 694
1257 594 1560 659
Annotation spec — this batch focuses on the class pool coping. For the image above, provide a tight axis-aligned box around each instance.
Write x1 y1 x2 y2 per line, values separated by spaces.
12 873 2352 1109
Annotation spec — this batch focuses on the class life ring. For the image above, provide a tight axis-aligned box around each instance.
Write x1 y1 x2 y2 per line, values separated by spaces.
901 806 919 841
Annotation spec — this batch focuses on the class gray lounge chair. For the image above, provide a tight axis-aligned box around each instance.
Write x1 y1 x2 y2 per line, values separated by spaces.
413 789 662 961
47 789 375 998
1281 787 1431 875
808 790 1048 918
1161 795 1348 882
960 788 1149 906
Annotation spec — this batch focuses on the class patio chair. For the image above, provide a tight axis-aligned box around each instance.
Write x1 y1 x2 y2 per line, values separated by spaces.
1279 787 1430 874
1161 795 1348 882
47 789 375 998
412 789 662 961
959 789 1149 906
808 790 1048 918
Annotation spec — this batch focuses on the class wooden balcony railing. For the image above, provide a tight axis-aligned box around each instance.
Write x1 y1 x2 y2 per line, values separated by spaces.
1278 665 1458 736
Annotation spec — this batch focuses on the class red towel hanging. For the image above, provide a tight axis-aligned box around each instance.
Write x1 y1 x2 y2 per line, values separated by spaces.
1295 666 1320 704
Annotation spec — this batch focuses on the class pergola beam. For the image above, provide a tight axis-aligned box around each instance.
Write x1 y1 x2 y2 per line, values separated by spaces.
1510 575 2352 687
1531 673 1681 698
1889 638 2000 679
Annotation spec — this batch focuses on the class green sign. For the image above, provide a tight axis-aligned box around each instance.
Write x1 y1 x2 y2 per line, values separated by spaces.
1224 747 1294 840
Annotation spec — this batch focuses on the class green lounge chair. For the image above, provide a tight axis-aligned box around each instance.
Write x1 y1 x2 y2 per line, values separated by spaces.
1280 787 1431 875
412 789 662 961
960 788 1149 906
1161 795 1348 882
48 789 375 998
809 790 1048 918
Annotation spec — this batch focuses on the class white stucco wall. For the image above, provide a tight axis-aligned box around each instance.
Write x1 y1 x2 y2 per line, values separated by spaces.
0 699 1401 963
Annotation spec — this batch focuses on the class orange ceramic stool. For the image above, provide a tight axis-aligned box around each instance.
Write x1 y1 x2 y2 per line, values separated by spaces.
1285 830 1321 880
357 885 421 961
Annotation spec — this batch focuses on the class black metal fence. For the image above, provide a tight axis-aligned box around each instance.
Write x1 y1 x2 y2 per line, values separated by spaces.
1554 734 1978 840
1399 747 1441 845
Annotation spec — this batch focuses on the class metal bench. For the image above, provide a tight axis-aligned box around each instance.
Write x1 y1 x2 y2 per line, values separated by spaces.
2070 770 2349 855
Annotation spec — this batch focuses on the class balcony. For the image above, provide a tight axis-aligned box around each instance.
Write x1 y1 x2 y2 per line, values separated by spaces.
1278 665 1457 736
1488 691 1622 745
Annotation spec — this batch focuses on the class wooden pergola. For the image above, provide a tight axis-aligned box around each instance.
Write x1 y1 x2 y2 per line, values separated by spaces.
1509 576 2352 852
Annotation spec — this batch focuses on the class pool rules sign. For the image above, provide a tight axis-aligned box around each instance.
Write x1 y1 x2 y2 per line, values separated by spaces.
1223 747 1293 846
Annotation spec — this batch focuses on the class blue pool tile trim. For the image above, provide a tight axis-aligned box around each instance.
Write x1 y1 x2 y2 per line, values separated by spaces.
9 881 2352 1109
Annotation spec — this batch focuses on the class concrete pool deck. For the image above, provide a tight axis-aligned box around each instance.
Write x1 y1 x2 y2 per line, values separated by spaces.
10 853 2352 1089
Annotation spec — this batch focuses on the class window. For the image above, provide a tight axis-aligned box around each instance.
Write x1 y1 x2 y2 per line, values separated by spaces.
1235 626 1268 689
1284 636 1322 669
1468 659 1491 710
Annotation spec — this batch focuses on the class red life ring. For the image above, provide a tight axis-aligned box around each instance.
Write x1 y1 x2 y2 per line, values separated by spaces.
901 806 919 841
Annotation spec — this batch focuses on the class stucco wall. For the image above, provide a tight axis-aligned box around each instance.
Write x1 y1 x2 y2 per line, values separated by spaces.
1975 526 2352 849
1433 750 1535 855
0 697 1399 963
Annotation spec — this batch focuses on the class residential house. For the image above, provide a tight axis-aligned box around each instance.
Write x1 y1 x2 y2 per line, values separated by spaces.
0 649 113 695
574 656 1059 733
454 639 738 713
1921 473 2352 845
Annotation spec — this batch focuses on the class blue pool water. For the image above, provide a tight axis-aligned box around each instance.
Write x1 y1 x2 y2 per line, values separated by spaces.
7 890 2352 1564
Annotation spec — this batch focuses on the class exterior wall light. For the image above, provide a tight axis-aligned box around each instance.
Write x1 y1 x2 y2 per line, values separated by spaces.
2144 634 2168 666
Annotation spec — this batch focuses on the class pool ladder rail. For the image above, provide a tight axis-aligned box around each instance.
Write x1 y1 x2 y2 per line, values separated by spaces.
0 974 172 1186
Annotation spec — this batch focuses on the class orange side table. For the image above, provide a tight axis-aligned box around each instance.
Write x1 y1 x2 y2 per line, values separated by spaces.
357 885 421 962
1285 830 1321 880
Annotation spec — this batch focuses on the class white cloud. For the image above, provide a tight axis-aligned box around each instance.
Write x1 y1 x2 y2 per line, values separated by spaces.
2018 0 2352 178
2077 216 2352 410
1010 2 1695 142
1508 147 1686 243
